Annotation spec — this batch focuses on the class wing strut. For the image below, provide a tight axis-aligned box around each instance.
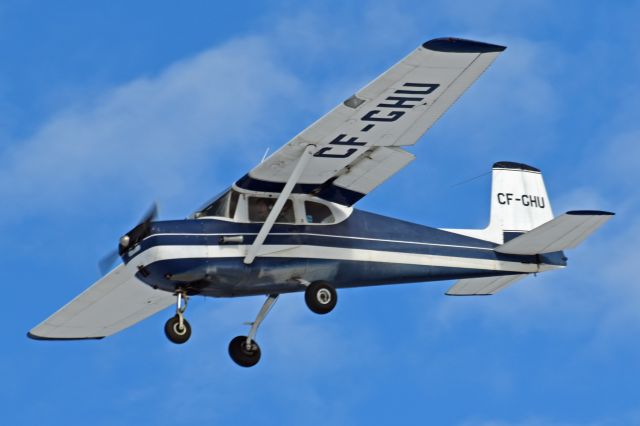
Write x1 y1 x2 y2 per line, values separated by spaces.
244 144 316 264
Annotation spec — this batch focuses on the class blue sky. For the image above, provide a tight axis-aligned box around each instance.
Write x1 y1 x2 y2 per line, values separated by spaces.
4 1 640 424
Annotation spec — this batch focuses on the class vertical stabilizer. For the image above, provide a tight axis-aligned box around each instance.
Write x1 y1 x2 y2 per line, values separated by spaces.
488 161 553 234
442 161 554 243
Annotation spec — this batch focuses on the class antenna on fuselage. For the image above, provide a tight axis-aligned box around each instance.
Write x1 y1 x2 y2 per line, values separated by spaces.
261 147 271 163
449 170 491 189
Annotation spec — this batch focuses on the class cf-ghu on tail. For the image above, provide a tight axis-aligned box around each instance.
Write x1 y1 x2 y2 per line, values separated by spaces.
28 37 613 367
443 161 612 295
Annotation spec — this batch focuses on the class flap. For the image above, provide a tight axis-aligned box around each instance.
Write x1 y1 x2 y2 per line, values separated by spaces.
332 146 415 194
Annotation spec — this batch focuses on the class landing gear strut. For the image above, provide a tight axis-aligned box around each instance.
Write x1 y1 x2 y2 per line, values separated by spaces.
228 294 278 367
305 281 337 314
165 290 191 344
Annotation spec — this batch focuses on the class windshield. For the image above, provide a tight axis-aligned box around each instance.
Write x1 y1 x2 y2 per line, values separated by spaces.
194 189 239 219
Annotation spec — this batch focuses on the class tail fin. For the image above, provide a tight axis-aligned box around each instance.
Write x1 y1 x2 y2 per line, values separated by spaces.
443 161 554 243
488 161 553 235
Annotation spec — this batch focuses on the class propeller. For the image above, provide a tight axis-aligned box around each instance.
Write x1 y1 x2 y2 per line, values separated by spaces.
98 203 158 275
98 250 120 276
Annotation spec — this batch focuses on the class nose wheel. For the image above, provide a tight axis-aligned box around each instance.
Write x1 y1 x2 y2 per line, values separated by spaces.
165 290 191 344
165 315 191 344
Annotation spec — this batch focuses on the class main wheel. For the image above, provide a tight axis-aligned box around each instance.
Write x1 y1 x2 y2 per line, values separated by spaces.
305 281 337 314
164 315 191 344
228 336 261 367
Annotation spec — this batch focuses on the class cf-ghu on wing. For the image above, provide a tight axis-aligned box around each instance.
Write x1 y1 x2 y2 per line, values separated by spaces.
236 38 506 206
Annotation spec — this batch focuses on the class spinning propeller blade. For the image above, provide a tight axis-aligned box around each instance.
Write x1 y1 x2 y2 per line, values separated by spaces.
97 203 158 275
98 250 120 275
139 203 158 226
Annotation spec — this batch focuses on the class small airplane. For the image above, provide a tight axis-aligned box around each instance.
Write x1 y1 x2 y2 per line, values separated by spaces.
29 37 613 367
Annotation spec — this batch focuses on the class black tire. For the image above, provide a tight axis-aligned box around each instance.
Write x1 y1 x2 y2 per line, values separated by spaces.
305 281 337 314
228 335 261 367
164 315 191 344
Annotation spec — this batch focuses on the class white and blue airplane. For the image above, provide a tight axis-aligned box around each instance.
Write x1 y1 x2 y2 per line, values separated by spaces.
29 38 613 367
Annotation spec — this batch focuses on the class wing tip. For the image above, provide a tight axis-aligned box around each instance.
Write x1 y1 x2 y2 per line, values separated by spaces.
566 210 615 216
445 292 492 296
423 37 506 53
27 331 105 341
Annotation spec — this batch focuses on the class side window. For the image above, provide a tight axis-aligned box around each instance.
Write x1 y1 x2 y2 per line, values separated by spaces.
305 201 335 224
249 197 295 223
228 190 239 219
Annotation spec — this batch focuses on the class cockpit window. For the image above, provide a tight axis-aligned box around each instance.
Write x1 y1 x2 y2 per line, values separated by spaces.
196 190 239 219
249 197 295 223
305 201 334 224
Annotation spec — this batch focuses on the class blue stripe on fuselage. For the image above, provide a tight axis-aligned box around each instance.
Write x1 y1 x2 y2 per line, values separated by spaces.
123 209 565 266
137 233 514 261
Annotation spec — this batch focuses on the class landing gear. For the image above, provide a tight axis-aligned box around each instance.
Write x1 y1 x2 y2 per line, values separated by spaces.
305 281 337 314
228 294 278 367
165 315 191 344
165 290 191 344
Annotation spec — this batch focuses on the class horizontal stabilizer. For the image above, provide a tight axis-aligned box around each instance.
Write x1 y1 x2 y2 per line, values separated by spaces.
446 274 526 296
495 211 614 255
28 264 175 340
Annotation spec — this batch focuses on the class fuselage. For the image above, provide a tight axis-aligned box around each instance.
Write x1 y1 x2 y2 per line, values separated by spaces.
122 209 566 298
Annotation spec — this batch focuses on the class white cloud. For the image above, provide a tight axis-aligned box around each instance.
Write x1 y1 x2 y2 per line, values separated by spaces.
552 187 610 215
600 130 640 194
436 0 562 38
584 217 640 347
436 36 561 155
0 5 565 227
0 36 301 221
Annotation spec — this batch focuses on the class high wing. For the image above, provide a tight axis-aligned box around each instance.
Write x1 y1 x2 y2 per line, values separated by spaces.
28 264 174 340
236 37 506 205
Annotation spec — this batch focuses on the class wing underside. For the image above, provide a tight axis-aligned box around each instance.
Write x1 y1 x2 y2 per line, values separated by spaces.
445 274 526 296
236 37 506 205
28 264 174 340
